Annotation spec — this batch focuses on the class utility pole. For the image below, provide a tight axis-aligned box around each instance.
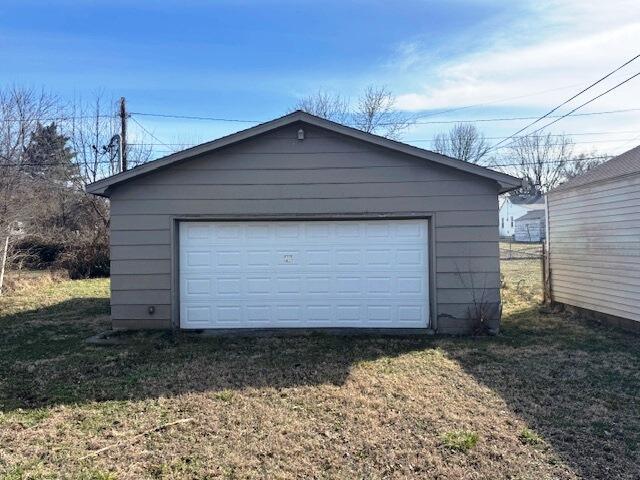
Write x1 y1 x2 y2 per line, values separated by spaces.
119 97 128 172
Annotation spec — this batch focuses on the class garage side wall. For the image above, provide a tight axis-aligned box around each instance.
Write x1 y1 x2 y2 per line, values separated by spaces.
108 123 501 333
547 173 640 323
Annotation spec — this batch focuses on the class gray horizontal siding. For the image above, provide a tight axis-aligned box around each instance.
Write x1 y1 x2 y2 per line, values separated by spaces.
111 304 171 320
548 173 640 323
110 196 497 216
111 230 171 245
110 274 171 290
110 211 500 231
111 245 171 261
436 272 501 288
435 242 498 257
111 259 171 275
113 181 495 200
108 123 502 331
438 302 500 319
112 290 171 305
436 257 499 273
126 165 475 185
433 211 497 227
435 226 498 242
111 215 171 231
437 288 500 304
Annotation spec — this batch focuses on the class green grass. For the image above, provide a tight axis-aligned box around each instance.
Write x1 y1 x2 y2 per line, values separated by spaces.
520 427 543 445
441 430 479 452
0 266 639 479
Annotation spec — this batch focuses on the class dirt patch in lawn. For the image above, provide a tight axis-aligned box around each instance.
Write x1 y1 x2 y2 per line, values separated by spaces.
0 269 639 479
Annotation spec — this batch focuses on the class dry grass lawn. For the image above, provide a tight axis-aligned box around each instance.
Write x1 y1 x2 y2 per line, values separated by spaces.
1 262 639 479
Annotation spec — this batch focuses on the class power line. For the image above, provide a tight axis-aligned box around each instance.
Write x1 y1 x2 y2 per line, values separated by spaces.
412 108 640 125
0 114 115 124
410 79 628 121
129 116 175 152
1 106 638 128
126 129 640 146
130 112 260 123
129 107 640 126
131 136 640 150
488 155 610 168
492 53 640 149
1 155 610 170
521 71 640 138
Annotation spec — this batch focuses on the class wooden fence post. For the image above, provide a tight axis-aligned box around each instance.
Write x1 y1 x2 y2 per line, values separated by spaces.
0 234 9 296
541 242 547 304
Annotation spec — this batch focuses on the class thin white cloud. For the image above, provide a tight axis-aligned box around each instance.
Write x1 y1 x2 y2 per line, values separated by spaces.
394 1 640 112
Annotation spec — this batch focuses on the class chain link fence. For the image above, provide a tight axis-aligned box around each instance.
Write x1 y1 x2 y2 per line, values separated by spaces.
500 238 543 260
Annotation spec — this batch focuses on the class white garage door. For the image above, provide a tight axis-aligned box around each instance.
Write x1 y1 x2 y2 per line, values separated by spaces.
179 219 430 329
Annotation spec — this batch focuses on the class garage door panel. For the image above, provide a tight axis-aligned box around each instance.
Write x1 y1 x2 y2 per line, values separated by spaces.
247 277 271 294
185 278 210 295
180 220 429 329
183 274 427 299
398 276 424 294
246 305 271 324
307 276 331 294
185 305 211 324
186 251 210 268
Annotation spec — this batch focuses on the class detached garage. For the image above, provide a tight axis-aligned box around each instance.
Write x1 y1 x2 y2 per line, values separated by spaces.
87 111 520 334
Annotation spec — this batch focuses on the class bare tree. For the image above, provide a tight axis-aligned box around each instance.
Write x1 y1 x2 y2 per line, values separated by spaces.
433 123 491 164
0 87 156 278
562 150 607 180
65 94 153 236
293 89 349 124
352 86 411 139
293 85 412 139
66 93 152 187
0 86 61 246
501 133 575 194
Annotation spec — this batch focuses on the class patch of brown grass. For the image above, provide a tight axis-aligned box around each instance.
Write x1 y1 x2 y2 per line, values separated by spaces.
1 269 67 295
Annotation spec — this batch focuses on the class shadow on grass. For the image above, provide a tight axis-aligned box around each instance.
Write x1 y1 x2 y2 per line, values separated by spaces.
441 305 640 480
2 297 639 478
0 298 432 411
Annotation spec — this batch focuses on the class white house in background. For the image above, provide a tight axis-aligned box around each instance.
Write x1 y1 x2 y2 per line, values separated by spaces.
498 194 545 237
514 210 546 242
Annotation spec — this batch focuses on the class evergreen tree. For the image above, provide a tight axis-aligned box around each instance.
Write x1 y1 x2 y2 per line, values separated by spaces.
23 122 77 183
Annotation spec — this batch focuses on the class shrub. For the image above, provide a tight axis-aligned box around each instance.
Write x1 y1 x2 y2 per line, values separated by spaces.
55 238 110 279
10 237 65 269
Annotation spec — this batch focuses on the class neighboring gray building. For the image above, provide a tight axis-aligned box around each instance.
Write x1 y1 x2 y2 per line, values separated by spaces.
499 194 544 237
87 111 520 334
547 145 640 332
514 210 546 242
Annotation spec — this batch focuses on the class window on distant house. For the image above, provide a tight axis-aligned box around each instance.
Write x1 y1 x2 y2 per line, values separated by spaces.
501 218 504 229
510 216 514 227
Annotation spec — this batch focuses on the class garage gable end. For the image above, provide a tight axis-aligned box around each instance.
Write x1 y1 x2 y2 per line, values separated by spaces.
108 121 506 204
87 111 520 196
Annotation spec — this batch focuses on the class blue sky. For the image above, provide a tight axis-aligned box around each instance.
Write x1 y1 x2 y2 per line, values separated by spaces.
1 0 639 158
